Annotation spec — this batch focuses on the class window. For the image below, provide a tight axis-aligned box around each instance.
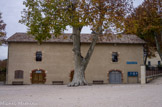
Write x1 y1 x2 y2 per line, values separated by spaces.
112 52 118 62
36 51 42 61
148 61 151 66
158 61 161 65
15 70 23 79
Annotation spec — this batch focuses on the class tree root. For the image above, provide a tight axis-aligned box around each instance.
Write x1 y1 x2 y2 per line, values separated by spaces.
67 80 88 87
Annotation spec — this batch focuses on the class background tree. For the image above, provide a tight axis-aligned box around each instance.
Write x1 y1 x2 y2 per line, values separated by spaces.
20 0 133 86
0 59 7 72
0 59 7 81
0 12 6 45
124 0 162 63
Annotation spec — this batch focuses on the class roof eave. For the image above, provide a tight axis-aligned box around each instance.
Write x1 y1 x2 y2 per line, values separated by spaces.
7 41 146 44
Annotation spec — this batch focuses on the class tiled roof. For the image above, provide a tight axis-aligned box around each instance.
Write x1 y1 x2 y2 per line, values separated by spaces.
7 33 146 44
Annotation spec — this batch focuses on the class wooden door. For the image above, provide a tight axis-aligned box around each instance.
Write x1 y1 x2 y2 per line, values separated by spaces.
32 70 45 84
70 70 74 82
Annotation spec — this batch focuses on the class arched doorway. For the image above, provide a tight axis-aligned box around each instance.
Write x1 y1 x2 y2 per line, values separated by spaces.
69 70 74 82
31 69 46 84
108 70 122 84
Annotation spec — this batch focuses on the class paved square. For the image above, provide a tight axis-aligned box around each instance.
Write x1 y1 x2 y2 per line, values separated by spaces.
0 77 162 107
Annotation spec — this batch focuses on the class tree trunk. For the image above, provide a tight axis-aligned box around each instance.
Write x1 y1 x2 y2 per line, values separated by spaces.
68 1 103 86
68 26 87 86
144 54 148 65
68 27 99 87
155 35 162 61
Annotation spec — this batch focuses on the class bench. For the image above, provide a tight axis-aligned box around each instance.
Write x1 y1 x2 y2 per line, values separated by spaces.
93 80 104 84
52 81 64 85
12 81 23 85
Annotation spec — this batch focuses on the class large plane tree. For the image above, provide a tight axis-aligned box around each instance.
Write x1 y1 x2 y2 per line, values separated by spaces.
20 0 133 86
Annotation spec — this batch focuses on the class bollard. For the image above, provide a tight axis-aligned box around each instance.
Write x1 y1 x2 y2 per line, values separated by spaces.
141 65 146 84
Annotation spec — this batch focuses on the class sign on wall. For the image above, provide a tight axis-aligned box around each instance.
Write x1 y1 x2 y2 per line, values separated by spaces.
36 70 42 73
128 72 138 77
126 61 138 64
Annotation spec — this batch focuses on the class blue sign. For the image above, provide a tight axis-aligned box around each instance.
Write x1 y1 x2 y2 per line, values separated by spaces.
128 72 138 77
127 61 138 64
36 70 42 73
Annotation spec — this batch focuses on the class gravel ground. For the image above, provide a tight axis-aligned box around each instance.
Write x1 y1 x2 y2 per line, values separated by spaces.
0 77 162 107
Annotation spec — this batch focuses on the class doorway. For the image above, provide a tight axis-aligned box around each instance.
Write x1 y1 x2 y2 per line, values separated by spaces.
109 70 122 84
70 70 74 82
31 69 46 84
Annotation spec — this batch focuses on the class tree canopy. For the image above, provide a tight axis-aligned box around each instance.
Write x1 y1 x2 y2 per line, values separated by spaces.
124 0 162 60
20 0 133 42
0 12 6 45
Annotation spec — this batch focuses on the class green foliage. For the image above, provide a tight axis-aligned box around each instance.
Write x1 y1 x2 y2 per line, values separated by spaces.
0 59 7 72
0 68 6 72
124 0 162 59
158 64 162 68
0 12 6 45
20 0 133 43
0 59 7 81
124 0 161 47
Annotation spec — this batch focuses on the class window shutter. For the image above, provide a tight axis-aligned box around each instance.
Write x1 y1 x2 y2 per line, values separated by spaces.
15 70 24 79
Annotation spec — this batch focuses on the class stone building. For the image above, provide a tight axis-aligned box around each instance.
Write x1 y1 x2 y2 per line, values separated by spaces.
6 33 145 85
146 52 161 67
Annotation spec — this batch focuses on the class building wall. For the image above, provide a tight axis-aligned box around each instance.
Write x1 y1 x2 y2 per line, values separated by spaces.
146 52 161 67
7 42 144 84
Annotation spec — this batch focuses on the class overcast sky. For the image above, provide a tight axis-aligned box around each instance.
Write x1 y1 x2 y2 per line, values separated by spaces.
0 0 144 60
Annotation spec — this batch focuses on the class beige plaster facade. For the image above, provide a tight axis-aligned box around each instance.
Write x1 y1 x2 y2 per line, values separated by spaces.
6 42 144 85
146 52 161 67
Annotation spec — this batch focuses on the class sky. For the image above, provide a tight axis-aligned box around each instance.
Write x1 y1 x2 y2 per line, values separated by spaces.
0 0 144 60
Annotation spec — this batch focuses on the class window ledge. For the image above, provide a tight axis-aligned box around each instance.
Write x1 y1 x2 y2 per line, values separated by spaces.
110 61 121 64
